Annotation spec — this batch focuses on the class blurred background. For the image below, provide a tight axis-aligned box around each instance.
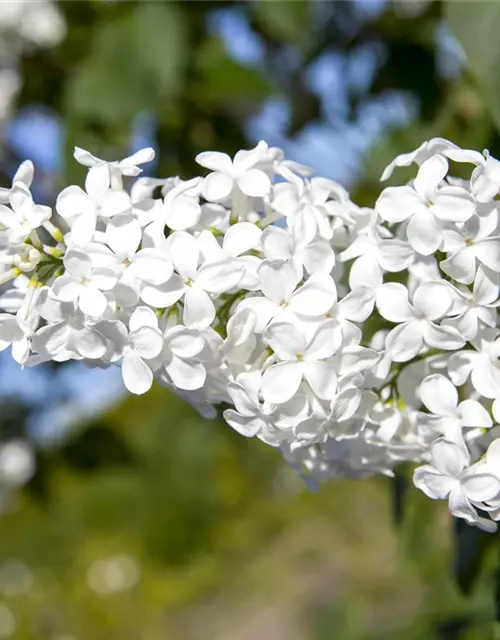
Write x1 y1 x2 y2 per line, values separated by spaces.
0 1 500 638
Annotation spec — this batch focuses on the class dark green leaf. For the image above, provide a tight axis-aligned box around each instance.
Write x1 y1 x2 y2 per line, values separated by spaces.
453 517 495 595
62 425 135 472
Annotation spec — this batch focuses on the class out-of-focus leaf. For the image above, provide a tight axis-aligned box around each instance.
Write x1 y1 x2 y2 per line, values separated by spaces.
252 0 310 46
371 40 440 121
391 468 408 527
447 2 500 132
65 2 186 123
197 39 273 103
62 425 135 472
495 563 500 622
453 518 495 596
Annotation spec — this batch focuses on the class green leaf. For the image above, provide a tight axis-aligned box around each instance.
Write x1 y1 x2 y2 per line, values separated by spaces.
446 2 500 132
197 39 273 103
62 424 135 472
253 0 310 47
453 517 495 595
65 3 186 123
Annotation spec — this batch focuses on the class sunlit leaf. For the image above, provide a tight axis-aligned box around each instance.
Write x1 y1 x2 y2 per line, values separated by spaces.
65 3 186 123
196 39 273 104
447 2 500 132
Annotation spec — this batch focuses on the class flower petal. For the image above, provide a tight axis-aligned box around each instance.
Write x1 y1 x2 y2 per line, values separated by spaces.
376 185 423 223
258 260 298 304
413 465 457 499
302 361 337 400
385 320 423 362
237 169 271 198
262 361 303 404
263 322 305 360
412 281 452 320
458 399 493 428
105 214 141 258
166 355 206 391
223 409 262 437
140 274 185 308
122 351 153 395
78 287 107 317
196 151 232 173
202 172 234 202
376 283 413 323
407 208 442 255
290 273 336 317
223 222 262 257
431 438 469 476
196 259 244 294
419 374 458 417
304 320 342 360
183 286 215 329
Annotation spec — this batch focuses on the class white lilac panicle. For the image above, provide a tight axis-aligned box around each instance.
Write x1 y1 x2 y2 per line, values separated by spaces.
1 139 500 532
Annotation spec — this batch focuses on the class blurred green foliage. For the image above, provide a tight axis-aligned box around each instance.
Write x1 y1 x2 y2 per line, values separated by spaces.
446 2 500 133
0 387 497 639
2 0 500 637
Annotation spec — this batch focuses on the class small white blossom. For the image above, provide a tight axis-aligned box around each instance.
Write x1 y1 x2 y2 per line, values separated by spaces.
376 281 464 362
196 141 271 201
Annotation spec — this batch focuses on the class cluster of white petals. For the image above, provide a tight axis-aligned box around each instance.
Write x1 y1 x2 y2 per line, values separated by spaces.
2 138 500 532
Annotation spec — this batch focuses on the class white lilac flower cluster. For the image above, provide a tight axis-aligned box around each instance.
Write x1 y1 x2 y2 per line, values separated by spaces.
1 138 500 530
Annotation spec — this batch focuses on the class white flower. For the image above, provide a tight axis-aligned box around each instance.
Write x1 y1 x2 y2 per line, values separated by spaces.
73 146 155 191
140 232 244 328
376 281 464 362
0 243 41 273
32 298 107 361
261 320 342 404
56 178 132 247
414 438 500 526
196 141 271 201
340 227 413 290
443 267 499 340
159 325 206 391
380 137 459 181
52 249 117 318
261 224 335 278
448 327 500 399
0 159 34 204
224 371 278 439
237 260 336 333
108 307 164 395
470 150 500 203
158 177 202 232
88 215 173 286
376 155 475 255
0 285 41 364
199 221 263 290
0 313 31 364
221 308 258 368
271 168 336 242
224 370 308 444
440 213 500 285
322 286 375 345
6 137 500 531
418 374 492 442
0 182 51 244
